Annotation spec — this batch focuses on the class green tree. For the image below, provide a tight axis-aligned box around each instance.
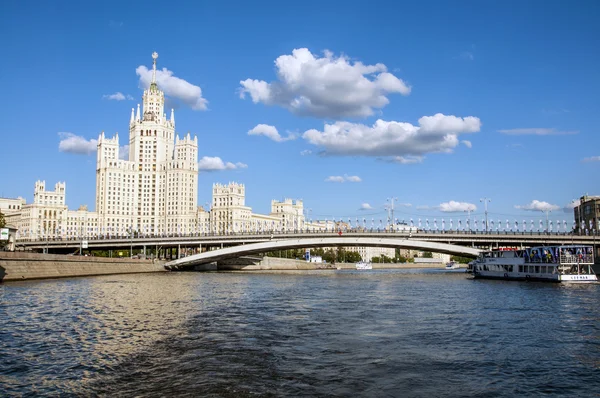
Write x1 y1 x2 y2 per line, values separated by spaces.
344 251 362 263
451 255 472 264
423 251 433 258
0 211 5 228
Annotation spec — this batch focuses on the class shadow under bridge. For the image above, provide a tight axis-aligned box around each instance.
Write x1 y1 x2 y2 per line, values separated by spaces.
164 236 482 270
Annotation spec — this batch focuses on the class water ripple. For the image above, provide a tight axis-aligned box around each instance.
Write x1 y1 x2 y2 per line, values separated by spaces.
0 270 599 396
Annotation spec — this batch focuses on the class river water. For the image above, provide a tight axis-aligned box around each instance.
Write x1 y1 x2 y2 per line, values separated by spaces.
1 269 599 397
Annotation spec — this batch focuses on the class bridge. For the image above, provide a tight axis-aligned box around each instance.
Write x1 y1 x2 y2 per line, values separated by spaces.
164 236 483 270
16 230 598 266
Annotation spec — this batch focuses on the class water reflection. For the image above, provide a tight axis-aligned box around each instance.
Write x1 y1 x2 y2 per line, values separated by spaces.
1 270 599 397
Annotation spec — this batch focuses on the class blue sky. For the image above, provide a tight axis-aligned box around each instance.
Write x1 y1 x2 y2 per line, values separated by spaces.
1 0 599 228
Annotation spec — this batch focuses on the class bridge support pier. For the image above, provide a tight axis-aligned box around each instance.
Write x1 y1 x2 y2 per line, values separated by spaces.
178 244 181 259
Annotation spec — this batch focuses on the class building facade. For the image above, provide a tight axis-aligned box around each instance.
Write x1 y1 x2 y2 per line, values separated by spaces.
574 195 600 234
95 52 198 237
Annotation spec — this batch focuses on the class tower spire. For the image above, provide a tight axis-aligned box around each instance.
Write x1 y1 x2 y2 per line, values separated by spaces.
151 52 158 85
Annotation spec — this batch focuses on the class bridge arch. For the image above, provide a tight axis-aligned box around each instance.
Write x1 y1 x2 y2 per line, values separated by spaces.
165 237 481 270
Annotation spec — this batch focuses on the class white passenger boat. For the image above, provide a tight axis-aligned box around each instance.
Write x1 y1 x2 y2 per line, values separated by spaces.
356 261 372 270
445 261 460 270
472 245 597 283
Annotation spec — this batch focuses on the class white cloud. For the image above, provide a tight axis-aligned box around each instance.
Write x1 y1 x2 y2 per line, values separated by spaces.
325 174 361 183
515 200 560 212
136 65 208 111
345 175 362 182
58 133 97 155
359 203 373 210
461 140 472 148
439 201 477 212
582 156 600 162
392 156 423 164
248 124 296 142
198 156 247 171
119 145 129 160
303 113 481 159
498 128 577 135
239 48 411 118
398 203 412 207
102 92 133 101
325 176 346 183
300 149 312 156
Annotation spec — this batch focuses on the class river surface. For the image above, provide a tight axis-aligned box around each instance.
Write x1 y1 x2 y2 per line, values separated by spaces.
1 269 599 397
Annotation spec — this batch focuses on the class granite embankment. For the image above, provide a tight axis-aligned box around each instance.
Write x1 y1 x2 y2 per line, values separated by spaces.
211 256 456 271
0 252 166 282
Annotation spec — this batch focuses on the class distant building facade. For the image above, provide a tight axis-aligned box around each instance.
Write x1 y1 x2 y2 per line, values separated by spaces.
574 195 600 234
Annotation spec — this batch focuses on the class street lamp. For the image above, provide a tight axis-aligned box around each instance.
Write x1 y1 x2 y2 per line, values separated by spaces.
387 197 398 232
542 209 551 234
464 208 472 232
480 198 491 233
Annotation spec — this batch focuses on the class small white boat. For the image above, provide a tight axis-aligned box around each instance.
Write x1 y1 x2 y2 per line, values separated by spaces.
472 245 598 283
356 261 372 270
445 261 460 270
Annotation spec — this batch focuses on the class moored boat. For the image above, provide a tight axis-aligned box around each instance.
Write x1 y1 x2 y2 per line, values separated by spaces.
445 261 460 270
356 261 372 270
472 245 597 283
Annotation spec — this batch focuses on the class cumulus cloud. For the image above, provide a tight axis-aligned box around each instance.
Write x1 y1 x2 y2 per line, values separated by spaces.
303 113 481 159
515 200 560 212
136 65 208 110
325 174 362 183
58 133 97 155
300 149 312 156
498 128 577 135
239 48 411 118
198 156 247 172
439 201 477 212
359 203 373 210
582 156 600 162
248 124 296 142
461 140 472 148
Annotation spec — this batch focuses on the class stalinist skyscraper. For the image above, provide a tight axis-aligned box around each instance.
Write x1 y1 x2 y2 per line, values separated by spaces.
96 52 198 237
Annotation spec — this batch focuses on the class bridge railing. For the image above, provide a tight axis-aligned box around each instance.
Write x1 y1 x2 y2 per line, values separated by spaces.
16 228 597 245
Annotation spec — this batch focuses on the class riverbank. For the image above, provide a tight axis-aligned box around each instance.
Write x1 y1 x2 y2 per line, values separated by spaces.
214 256 464 271
0 252 166 282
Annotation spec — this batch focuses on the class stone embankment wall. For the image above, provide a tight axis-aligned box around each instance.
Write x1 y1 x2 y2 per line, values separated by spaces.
217 256 321 271
215 257 454 271
0 252 166 282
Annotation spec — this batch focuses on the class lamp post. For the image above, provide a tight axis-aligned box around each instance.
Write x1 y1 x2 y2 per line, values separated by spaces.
464 208 471 232
387 197 398 232
130 225 133 257
480 198 491 233
542 209 551 234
